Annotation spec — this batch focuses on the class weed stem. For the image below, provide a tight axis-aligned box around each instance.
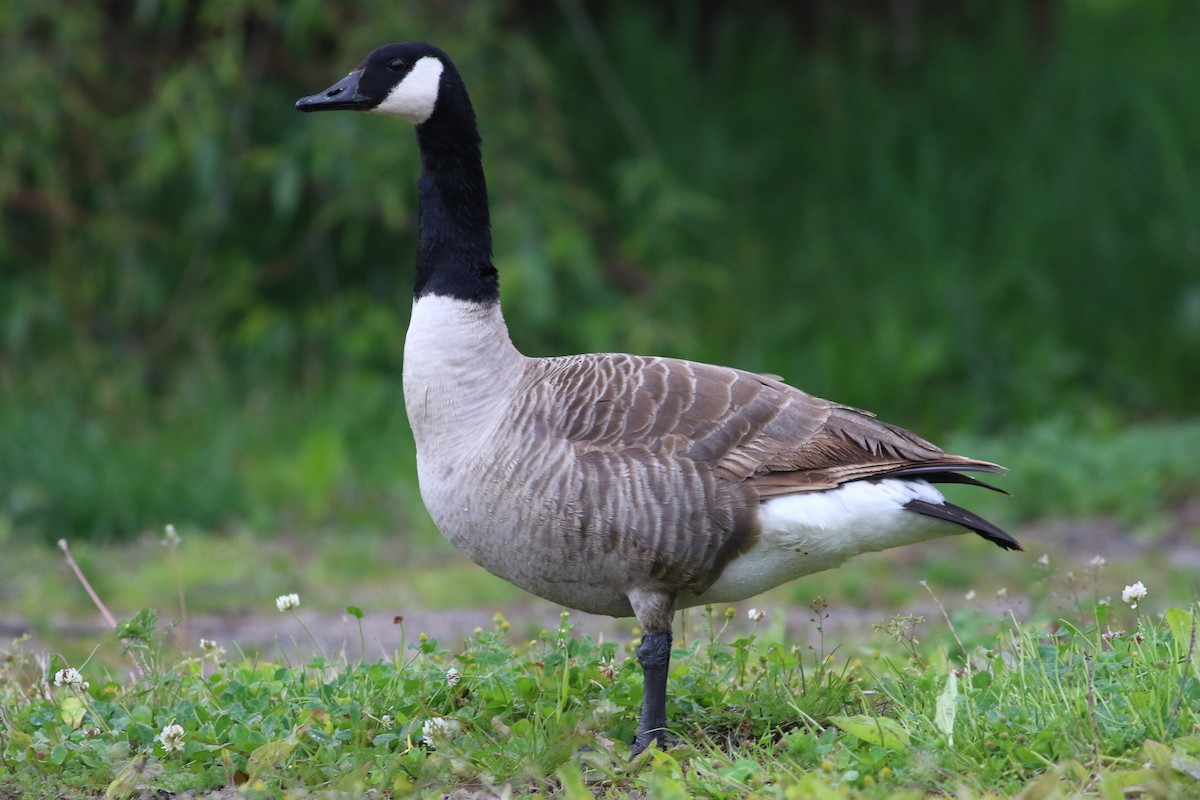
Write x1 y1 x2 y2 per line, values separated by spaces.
921 581 967 659
57 539 117 629
1084 652 1102 770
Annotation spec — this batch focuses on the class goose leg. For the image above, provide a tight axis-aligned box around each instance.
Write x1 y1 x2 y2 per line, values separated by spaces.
632 629 673 755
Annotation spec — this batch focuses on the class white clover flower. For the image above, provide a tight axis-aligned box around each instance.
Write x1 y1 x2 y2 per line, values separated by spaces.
162 523 181 547
1122 581 1147 609
54 667 81 686
446 667 460 687
747 608 766 622
1036 554 1050 566
275 593 301 612
421 717 461 748
964 590 977 601
158 723 186 753
597 657 617 681
53 667 87 689
199 638 225 660
1089 556 1107 569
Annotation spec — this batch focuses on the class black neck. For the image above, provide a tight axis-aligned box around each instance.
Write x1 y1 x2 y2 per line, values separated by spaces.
412 76 498 304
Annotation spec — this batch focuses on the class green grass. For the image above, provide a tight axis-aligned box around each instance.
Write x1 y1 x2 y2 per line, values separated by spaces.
4 424 1197 797
3 584 1198 798
946 416 1200 528
3 426 1197 796
0 365 434 544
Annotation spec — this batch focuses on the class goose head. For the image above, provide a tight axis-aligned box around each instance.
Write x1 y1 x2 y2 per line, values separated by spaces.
296 42 450 124
296 44 496 309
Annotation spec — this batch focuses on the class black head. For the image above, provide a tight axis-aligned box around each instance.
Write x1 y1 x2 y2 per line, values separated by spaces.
296 42 452 123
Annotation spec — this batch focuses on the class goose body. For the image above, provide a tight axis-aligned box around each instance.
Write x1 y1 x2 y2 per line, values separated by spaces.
298 43 1019 754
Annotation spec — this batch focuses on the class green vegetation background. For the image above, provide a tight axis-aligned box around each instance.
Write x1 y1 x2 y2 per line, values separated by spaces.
2 0 1198 543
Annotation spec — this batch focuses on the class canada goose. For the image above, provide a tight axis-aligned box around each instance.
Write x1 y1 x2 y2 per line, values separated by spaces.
297 42 1020 755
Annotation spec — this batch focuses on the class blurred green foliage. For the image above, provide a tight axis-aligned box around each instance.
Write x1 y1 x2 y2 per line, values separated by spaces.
1 1 1198 539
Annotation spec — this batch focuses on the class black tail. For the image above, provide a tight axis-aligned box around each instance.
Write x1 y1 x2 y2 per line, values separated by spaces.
905 499 1022 551
888 466 1010 495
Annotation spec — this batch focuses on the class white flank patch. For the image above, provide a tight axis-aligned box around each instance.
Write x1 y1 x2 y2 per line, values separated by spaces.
372 56 445 123
695 479 961 604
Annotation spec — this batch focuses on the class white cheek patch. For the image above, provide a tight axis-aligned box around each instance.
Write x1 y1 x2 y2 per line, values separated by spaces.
372 56 445 123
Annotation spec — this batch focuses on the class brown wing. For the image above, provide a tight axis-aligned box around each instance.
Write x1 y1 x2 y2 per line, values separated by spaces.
537 353 1001 494
710 372 1004 497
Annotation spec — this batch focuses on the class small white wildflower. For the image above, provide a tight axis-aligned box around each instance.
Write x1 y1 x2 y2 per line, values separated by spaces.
162 523 181 547
199 638 225 660
747 608 766 622
1036 554 1050 566
445 667 460 687
1122 581 1147 609
54 667 80 686
53 667 87 689
275 593 300 612
158 723 186 753
995 587 1008 598
1089 556 1107 569
964 590 977 601
597 657 617 681
421 717 461 748
380 714 394 728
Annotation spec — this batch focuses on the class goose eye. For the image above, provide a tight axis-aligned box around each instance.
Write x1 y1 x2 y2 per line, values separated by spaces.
388 58 407 72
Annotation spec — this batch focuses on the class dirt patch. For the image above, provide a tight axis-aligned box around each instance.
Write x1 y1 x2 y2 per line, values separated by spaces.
1 592 1021 661
5 508 1197 661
